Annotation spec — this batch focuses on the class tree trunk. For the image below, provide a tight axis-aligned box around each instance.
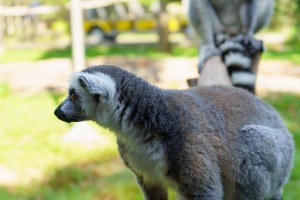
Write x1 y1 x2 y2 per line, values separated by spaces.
197 55 232 86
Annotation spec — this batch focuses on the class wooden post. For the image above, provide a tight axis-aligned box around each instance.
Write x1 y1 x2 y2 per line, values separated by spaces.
70 0 85 72
187 55 232 87
197 55 232 86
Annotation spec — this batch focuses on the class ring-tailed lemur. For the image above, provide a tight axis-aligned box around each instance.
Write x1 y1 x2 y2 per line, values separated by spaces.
187 0 274 93
55 65 293 200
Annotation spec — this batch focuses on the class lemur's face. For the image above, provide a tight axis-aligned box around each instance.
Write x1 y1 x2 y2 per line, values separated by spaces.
54 72 117 125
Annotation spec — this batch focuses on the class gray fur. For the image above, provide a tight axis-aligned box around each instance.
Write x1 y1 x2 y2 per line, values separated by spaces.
188 0 274 71
54 65 294 200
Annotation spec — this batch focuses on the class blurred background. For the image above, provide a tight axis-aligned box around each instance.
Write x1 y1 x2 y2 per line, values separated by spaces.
0 0 299 199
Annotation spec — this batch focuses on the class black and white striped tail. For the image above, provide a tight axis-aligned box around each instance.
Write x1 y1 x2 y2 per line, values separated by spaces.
216 34 263 94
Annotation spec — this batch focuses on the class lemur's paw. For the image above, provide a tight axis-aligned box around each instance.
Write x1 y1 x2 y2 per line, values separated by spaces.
243 35 264 55
214 32 230 46
198 45 221 72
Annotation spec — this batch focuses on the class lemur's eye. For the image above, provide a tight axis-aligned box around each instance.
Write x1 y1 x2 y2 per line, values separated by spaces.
70 93 76 101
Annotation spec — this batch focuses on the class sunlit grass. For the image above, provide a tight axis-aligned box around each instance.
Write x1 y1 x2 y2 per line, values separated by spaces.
262 47 300 65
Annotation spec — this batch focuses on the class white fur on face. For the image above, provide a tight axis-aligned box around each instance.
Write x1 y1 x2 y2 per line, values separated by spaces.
68 71 118 126
70 72 116 100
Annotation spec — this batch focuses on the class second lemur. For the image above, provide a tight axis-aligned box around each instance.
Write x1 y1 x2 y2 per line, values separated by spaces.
187 0 274 92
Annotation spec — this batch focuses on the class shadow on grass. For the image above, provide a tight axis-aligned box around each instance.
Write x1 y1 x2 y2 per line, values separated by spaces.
0 158 142 200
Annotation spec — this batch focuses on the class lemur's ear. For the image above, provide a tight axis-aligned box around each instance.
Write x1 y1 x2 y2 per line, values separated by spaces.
78 74 115 99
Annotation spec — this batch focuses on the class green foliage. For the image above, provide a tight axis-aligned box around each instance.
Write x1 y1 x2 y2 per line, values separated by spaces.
271 0 299 29
140 0 157 7
40 0 69 6
266 0 300 45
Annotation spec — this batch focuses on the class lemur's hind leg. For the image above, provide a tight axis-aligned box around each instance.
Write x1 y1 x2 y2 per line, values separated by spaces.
234 125 291 200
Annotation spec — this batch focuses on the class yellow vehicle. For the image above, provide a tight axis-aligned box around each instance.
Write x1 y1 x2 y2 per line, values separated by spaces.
84 1 188 44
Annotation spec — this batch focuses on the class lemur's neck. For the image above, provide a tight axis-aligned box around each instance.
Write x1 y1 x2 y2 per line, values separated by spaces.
116 74 160 127
116 74 181 136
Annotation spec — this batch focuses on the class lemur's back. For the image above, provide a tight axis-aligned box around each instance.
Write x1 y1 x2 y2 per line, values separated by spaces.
182 86 287 134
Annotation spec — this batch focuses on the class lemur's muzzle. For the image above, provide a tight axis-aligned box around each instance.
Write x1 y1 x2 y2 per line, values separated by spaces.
54 100 86 123
54 106 72 123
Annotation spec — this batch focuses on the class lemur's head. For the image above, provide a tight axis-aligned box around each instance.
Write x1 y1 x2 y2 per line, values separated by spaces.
54 66 118 125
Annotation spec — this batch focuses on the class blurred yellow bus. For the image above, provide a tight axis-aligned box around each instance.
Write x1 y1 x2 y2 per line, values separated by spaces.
84 0 188 44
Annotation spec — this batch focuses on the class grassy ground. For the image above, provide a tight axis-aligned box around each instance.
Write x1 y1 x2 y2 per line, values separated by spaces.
263 47 300 64
0 44 197 64
0 81 299 199
1 40 299 65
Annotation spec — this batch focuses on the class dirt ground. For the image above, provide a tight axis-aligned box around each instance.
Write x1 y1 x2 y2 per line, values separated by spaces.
1 56 300 95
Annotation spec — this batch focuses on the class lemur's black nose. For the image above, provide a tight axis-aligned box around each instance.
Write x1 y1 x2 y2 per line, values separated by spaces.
54 107 71 123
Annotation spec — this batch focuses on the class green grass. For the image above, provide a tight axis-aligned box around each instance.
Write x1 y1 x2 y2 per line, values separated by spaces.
0 43 198 64
1 43 300 65
0 83 124 199
263 47 300 65
0 82 299 199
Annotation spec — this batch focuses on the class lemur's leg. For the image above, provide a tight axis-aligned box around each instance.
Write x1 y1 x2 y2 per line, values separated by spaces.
235 125 291 200
255 0 274 33
137 177 168 200
188 0 224 72
168 139 223 200
240 0 264 54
